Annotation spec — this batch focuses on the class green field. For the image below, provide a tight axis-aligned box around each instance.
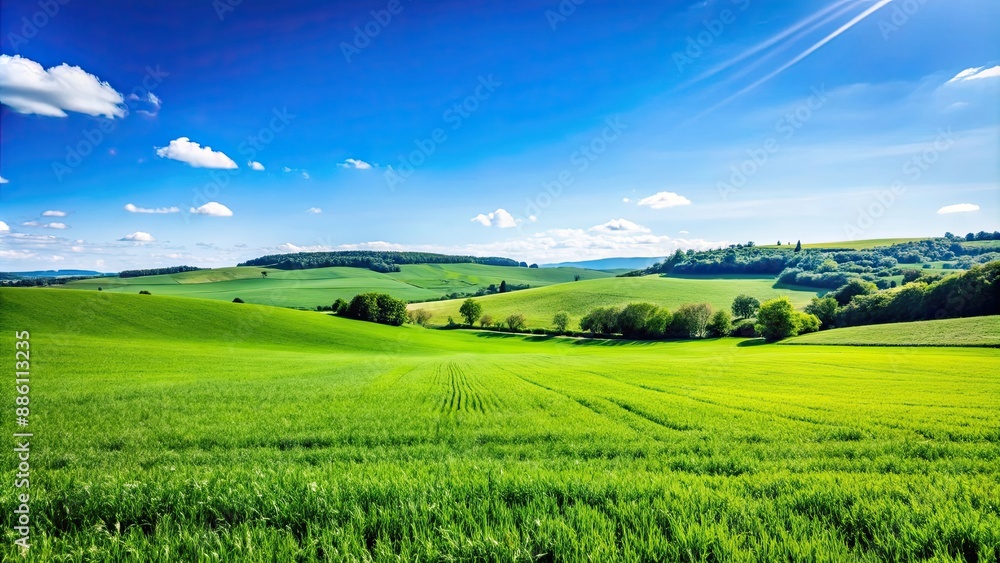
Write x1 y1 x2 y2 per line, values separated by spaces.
787 316 1000 347
62 264 611 309
2 288 997 560
411 275 822 329
760 238 930 250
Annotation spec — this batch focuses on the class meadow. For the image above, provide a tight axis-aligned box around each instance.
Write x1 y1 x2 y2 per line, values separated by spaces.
62 264 611 309
411 275 822 329
1 288 997 561
787 316 1000 347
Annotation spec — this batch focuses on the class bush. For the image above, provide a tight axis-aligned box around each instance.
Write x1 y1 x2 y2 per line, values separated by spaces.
579 307 620 335
618 303 659 339
829 278 879 306
645 309 673 339
332 298 349 315
479 314 494 328
730 319 759 338
804 297 838 329
505 314 527 331
552 311 570 333
756 297 799 342
138 290 151 295
707 309 733 337
673 303 713 338
409 309 432 326
346 293 408 326
796 312 821 334
232 297 244 303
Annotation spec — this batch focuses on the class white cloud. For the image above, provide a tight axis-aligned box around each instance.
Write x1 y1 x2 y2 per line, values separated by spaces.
679 230 690 235
306 207 322 214
120 231 155 242
338 158 372 170
622 198 631 203
277 242 335 253
0 55 125 118
0 176 8 184
155 137 237 169
42 210 67 217
937 203 980 214
282 166 292 172
301 172 310 180
0 221 9 232
21 221 39 227
589 218 651 233
125 203 180 214
44 222 68 229
471 208 517 228
248 161 265 171
0 249 35 260
637 191 692 209
190 202 233 217
947 66 1000 84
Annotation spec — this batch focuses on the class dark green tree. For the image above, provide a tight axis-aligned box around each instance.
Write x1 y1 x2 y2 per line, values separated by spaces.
459 299 483 326
794 240 802 252
756 297 799 342
731 294 761 319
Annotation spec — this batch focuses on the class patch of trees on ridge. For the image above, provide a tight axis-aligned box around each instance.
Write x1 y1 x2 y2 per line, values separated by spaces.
238 251 525 273
120 266 205 278
624 234 1000 290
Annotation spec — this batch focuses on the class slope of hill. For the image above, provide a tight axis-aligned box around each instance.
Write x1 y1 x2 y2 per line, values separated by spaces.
786 316 1000 347
759 238 930 250
410 275 821 329
61 264 612 309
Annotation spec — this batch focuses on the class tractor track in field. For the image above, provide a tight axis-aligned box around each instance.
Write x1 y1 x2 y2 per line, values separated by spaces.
435 362 500 415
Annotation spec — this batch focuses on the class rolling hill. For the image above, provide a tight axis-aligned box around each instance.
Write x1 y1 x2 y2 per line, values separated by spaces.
786 316 1000 347
61 264 612 309
410 275 822 329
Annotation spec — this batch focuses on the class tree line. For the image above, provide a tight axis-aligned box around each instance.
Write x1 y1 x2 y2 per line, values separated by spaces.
119 266 205 278
239 251 525 273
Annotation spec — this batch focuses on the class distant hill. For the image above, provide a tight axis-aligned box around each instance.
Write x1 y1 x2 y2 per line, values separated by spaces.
1 270 106 279
541 257 663 271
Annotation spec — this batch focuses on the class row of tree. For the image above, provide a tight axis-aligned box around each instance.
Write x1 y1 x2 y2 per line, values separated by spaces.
324 293 409 326
239 251 524 272
119 266 204 278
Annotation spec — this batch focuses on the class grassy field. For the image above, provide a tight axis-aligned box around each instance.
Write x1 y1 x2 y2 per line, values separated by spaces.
411 275 822 329
2 288 997 560
760 238 930 250
62 264 611 309
787 316 1000 347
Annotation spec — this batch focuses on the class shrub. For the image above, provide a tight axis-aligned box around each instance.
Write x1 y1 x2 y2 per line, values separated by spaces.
673 303 713 338
730 319 758 338
232 297 244 303
796 312 821 334
346 293 408 326
505 314 527 331
409 309 432 326
644 309 673 339
138 290 151 295
552 311 570 333
756 297 799 342
579 307 620 335
332 298 349 315
829 278 878 306
479 314 494 328
804 297 838 329
707 309 733 337
618 303 659 339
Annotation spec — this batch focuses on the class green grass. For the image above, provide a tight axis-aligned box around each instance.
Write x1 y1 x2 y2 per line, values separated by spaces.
62 264 611 309
960 240 1000 250
786 316 1000 347
3 287 996 560
411 275 822 329
760 238 930 250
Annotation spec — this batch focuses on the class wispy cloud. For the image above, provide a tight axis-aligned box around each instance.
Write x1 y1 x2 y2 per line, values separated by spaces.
937 203 980 214
947 66 1000 84
42 210 67 217
637 191 692 209
125 203 180 214
338 158 372 169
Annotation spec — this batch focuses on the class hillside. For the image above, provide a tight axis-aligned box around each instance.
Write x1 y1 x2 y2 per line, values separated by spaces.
410 275 821 329
61 264 611 308
786 316 1000 347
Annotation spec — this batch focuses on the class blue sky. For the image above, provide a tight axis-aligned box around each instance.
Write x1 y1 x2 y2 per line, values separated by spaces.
1 0 998 271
